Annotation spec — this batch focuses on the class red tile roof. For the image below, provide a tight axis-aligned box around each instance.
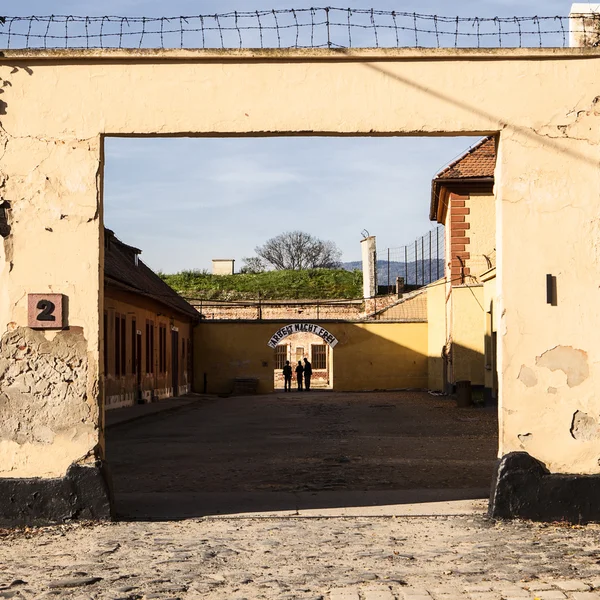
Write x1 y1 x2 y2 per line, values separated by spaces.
434 136 496 180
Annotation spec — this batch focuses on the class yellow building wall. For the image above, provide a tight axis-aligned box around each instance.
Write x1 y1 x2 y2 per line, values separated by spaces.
194 321 428 395
467 193 496 278
426 280 447 391
5 47 600 478
451 285 486 386
104 288 193 409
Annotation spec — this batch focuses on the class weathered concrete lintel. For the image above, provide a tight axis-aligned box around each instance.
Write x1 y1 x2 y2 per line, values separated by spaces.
3 46 600 62
0 462 113 527
489 452 600 524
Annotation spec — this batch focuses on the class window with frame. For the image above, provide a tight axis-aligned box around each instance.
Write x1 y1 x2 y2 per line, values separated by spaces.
275 345 288 369
159 324 167 373
145 320 154 374
114 314 121 377
120 316 126 376
131 318 137 374
311 344 327 370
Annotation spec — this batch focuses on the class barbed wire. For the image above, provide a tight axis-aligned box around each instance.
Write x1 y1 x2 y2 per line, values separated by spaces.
0 10 597 50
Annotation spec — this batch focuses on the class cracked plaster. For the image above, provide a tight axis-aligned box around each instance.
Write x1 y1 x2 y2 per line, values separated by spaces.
0 327 99 477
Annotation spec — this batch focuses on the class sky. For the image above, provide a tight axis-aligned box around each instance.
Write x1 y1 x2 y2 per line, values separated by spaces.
6 0 573 272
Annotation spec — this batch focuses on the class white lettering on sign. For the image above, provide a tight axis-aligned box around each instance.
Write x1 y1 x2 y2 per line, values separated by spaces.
267 323 339 349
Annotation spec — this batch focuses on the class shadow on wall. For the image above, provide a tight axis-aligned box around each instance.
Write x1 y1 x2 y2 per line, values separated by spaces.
429 343 495 405
193 321 430 394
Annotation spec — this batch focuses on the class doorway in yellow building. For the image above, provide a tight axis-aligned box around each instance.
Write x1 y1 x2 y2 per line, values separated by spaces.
274 332 333 390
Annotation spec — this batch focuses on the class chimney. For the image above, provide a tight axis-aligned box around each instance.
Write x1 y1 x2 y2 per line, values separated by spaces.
361 236 377 299
212 259 235 276
569 3 600 46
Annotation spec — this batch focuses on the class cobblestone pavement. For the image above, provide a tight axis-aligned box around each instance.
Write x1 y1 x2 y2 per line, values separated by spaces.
2 514 600 599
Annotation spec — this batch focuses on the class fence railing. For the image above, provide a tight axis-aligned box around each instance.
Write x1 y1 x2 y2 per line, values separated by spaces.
0 11 596 50
380 225 445 292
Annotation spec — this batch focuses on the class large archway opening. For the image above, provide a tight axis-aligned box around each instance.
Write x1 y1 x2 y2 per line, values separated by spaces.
101 133 499 520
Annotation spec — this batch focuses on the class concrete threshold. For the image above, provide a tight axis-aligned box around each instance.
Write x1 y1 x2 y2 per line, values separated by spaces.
114 489 490 521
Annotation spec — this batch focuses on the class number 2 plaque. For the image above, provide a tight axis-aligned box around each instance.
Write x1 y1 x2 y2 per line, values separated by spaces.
28 294 66 329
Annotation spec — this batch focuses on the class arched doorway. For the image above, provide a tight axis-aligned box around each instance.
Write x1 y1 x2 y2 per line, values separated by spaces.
269 323 338 391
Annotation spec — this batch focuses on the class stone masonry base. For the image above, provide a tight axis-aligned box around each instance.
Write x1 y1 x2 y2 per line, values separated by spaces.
489 451 600 524
0 462 113 527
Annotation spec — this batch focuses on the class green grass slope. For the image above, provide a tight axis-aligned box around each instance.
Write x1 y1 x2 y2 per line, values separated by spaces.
160 269 363 301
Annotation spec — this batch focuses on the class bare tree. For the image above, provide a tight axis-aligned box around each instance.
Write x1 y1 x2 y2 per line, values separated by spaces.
240 256 267 274
254 231 342 270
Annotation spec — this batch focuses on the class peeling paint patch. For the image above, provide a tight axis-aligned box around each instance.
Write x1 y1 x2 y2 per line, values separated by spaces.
536 346 589 388
518 365 538 388
570 411 600 442
547 387 558 395
0 327 91 445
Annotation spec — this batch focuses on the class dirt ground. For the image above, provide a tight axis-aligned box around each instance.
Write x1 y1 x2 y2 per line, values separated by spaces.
106 391 498 518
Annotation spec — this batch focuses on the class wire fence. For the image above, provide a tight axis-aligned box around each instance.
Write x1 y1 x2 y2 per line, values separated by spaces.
0 11 597 50
379 225 445 292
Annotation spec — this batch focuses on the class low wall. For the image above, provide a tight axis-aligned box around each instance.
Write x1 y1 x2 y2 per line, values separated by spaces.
194 321 428 395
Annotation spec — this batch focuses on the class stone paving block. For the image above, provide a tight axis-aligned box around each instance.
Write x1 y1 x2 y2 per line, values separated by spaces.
465 585 493 593
570 593 600 600
554 580 591 592
530 591 567 599
362 585 395 600
329 588 360 600
429 588 463 599
467 592 501 600
526 583 556 591
493 586 530 597
400 589 433 599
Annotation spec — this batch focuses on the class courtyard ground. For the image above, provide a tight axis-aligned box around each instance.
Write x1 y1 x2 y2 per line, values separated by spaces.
105 391 498 520
2 393 600 599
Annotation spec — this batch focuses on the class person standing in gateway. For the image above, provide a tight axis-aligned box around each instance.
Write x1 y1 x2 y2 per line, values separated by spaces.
282 360 292 392
303 357 313 391
295 360 304 391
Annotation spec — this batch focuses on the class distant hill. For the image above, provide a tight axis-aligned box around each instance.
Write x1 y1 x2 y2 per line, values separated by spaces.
341 259 445 286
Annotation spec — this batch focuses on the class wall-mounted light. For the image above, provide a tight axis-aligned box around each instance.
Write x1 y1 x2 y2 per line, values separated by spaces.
546 274 557 306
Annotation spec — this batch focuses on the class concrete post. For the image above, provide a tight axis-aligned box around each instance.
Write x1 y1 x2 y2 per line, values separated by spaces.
569 3 600 47
361 236 377 299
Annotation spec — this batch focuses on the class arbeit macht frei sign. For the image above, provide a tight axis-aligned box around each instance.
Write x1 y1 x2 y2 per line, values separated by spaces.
267 323 339 349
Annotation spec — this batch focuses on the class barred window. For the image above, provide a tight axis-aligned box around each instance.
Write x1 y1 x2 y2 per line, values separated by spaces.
311 344 327 370
275 345 288 369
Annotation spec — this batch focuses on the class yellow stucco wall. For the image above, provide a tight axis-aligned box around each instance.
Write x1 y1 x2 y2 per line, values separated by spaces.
451 285 486 386
467 193 496 278
2 48 600 476
194 321 428 395
426 281 447 392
